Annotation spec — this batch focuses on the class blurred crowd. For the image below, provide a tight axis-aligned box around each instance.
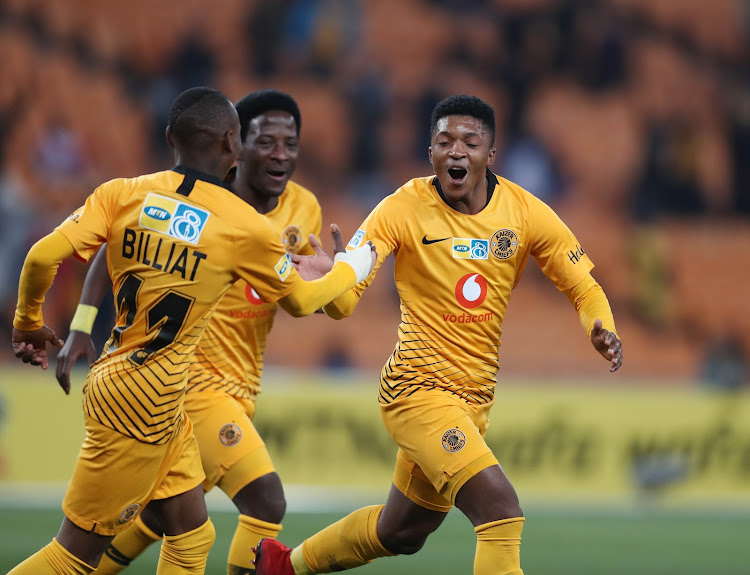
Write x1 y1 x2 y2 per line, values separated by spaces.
0 0 748 384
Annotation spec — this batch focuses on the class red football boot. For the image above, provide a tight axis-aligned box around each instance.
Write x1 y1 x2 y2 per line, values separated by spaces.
254 538 296 575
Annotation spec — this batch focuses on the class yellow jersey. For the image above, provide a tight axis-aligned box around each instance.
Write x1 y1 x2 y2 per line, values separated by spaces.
187 181 322 399
345 172 594 406
56 167 304 443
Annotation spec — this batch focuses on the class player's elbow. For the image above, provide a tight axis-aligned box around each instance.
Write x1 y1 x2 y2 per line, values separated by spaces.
24 242 57 272
278 293 318 318
323 304 352 320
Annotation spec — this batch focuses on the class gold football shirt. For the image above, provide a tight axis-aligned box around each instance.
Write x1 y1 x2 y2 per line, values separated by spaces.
56 167 304 443
345 172 594 406
187 181 322 398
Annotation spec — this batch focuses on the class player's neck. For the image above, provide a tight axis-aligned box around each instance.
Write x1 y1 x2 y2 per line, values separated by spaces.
174 153 230 182
233 179 279 214
442 177 489 215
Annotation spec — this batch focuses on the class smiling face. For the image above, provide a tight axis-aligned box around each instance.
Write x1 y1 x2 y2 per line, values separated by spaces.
239 110 299 201
429 115 496 206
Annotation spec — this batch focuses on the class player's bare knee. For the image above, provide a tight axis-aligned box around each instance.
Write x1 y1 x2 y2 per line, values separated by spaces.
233 473 286 523
380 524 432 555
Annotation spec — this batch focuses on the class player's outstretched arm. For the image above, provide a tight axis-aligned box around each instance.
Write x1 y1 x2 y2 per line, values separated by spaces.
291 223 371 319
278 239 376 317
12 231 75 372
56 246 112 394
590 318 623 372
563 274 623 372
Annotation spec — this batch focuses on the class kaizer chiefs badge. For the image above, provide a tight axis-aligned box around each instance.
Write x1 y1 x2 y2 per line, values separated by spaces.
282 225 302 253
490 229 519 260
441 428 466 453
118 503 140 524
219 423 242 447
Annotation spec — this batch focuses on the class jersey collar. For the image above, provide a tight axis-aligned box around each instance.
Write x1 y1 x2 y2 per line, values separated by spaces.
171 165 233 196
431 169 499 211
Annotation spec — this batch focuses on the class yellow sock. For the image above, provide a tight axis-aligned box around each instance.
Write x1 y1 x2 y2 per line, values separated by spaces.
292 505 394 574
94 514 163 574
474 517 525 575
227 514 282 574
9 538 94 574
157 519 216 575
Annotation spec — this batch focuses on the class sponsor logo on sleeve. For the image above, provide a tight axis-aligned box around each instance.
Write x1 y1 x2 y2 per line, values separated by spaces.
490 229 519 260
347 229 366 248
567 244 586 264
452 238 489 260
139 193 210 244
274 253 293 281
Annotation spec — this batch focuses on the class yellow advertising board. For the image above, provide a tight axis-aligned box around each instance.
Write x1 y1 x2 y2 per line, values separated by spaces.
1 368 749 505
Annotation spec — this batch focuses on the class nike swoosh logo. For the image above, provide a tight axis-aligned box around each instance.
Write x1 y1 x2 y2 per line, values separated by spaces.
422 235 450 245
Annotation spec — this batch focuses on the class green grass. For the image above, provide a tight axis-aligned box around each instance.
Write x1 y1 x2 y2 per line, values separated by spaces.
0 507 747 574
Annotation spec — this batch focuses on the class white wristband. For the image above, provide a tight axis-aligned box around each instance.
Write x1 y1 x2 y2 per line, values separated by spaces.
334 245 373 284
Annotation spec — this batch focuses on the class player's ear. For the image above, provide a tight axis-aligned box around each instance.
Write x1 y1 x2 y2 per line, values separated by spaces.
487 146 496 166
428 145 433 164
165 126 175 150
223 128 239 155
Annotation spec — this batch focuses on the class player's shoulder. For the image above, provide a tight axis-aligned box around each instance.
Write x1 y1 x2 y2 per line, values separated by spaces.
396 175 435 198
494 174 550 213
285 180 321 209
377 175 435 209
99 169 178 197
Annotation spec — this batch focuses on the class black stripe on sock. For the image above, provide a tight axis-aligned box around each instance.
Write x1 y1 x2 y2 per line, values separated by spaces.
104 544 132 567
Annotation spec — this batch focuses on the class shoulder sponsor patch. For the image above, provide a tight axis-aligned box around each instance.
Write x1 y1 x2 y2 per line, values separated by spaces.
348 229 366 248
452 238 489 260
274 252 293 281
139 193 210 244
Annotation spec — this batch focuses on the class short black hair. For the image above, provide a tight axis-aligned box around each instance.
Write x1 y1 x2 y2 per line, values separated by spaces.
235 89 301 142
168 87 235 147
430 94 495 144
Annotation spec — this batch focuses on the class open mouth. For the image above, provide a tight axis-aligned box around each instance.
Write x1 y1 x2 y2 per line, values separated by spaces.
266 169 287 182
447 167 468 185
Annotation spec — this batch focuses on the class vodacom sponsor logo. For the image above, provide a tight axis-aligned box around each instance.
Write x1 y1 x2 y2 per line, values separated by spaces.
454 273 487 309
245 283 264 305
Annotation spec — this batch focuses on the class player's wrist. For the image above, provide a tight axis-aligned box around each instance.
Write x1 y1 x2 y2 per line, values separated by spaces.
69 304 99 335
334 245 372 283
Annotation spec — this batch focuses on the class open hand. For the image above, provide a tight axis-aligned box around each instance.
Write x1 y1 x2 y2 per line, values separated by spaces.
56 331 98 395
590 319 623 372
292 223 346 281
12 326 64 372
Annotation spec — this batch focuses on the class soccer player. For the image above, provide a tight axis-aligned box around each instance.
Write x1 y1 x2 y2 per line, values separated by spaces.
56 89 329 575
254 95 623 575
9 87 375 575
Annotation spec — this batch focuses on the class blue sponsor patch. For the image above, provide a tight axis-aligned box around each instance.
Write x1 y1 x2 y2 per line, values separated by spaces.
139 193 210 245
452 238 489 260
348 229 366 248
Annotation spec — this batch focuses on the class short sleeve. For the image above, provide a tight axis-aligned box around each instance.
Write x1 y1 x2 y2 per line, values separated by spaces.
55 179 120 262
527 194 594 291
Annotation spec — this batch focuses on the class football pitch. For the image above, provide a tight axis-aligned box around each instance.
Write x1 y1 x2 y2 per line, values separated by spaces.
0 506 747 574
